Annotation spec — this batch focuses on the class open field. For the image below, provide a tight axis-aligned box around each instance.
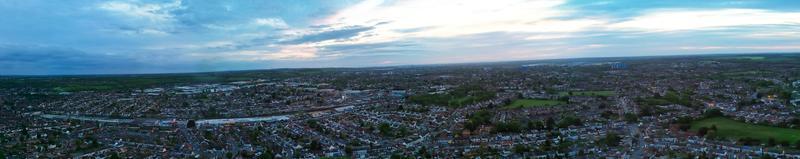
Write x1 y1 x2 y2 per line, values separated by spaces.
691 117 800 142
558 91 616 97
503 99 566 109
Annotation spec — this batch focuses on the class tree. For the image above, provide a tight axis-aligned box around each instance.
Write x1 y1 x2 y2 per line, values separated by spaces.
539 139 552 151
527 120 544 130
345 146 353 156
545 117 556 130
599 133 621 147
379 123 392 136
495 121 522 133
768 137 777 147
390 154 410 159
258 150 274 159
108 152 121 159
418 146 431 158
638 105 655 116
187 120 196 128
513 144 529 154
697 127 709 137
710 124 717 131
557 116 582 128
74 139 83 149
309 140 322 151
795 140 800 149
624 113 638 123
703 109 724 118
779 140 790 147
739 137 760 146
396 126 409 138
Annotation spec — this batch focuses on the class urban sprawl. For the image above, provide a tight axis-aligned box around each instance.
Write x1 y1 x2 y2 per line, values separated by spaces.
2 54 800 158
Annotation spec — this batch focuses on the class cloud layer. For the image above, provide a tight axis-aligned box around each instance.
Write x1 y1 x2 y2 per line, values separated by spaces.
1 0 799 74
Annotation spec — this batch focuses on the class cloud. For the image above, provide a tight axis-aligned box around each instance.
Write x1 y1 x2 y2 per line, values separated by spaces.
253 18 289 29
678 45 800 51
98 0 184 23
3 0 800 74
0 45 143 74
217 45 320 61
97 0 185 35
282 25 375 44
114 27 171 36
263 45 319 60
525 34 576 40
318 0 603 39
610 9 800 32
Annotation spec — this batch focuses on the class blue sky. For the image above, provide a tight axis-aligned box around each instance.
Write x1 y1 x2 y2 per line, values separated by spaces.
1 0 799 75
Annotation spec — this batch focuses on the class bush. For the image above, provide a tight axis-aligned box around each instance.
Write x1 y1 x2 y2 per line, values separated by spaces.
494 121 522 133
624 113 638 123
465 110 494 131
513 144 529 154
697 127 709 137
598 133 621 147
703 109 724 118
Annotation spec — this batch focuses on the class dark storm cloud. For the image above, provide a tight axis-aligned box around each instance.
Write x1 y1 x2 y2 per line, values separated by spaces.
0 45 142 74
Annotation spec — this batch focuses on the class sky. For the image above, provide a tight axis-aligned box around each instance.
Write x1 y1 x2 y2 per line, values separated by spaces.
1 0 799 75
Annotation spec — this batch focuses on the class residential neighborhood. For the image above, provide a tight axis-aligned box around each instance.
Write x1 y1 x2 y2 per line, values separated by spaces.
2 54 800 158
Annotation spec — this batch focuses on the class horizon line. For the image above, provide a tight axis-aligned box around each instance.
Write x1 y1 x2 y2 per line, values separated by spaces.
2 52 797 77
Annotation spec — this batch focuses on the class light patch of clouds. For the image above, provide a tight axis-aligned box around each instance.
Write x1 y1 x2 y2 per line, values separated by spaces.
115 28 170 36
264 45 319 60
740 31 800 39
610 9 800 32
678 45 800 50
379 60 394 64
97 0 185 36
97 0 184 23
253 18 289 29
316 0 605 44
227 45 319 61
525 34 576 40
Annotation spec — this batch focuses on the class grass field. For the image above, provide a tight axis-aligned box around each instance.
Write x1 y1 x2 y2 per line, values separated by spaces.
558 91 616 97
503 99 566 109
691 117 800 142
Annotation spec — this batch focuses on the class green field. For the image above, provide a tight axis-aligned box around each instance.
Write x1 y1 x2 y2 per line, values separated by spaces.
558 91 616 97
503 99 566 109
691 117 800 142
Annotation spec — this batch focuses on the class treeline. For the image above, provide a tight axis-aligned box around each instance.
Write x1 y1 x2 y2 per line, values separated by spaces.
636 89 699 108
408 85 495 107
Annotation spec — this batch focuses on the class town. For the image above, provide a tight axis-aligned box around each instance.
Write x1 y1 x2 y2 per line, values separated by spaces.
1 54 800 158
